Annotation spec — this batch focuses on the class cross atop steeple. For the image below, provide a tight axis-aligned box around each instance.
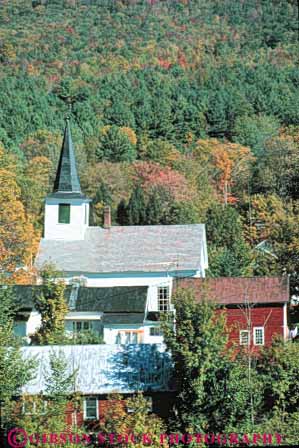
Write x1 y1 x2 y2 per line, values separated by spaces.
52 118 83 197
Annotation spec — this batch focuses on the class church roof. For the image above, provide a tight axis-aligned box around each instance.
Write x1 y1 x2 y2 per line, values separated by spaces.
48 119 85 199
35 224 205 274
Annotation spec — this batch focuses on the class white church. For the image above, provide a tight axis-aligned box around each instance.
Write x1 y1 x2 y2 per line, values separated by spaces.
19 119 208 345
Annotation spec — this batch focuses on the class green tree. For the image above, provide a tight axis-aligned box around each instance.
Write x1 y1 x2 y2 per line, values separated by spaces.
96 126 137 163
91 181 112 226
254 338 299 445
233 114 279 156
126 185 147 226
33 265 68 345
145 186 172 225
206 204 252 276
0 287 36 434
14 351 81 448
117 199 128 226
162 286 231 435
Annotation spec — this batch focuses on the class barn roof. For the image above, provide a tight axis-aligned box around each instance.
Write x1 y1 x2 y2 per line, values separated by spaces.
35 224 206 273
175 277 289 305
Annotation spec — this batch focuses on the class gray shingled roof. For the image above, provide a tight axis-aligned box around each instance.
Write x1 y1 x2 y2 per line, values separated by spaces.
35 224 204 273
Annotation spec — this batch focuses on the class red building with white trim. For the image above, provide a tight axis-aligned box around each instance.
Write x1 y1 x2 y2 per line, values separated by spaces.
176 277 289 349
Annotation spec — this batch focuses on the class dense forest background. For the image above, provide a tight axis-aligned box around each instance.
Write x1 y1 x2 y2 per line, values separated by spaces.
0 0 299 293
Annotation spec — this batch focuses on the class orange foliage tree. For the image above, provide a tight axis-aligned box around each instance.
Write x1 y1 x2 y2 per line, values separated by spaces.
196 139 255 205
0 147 38 283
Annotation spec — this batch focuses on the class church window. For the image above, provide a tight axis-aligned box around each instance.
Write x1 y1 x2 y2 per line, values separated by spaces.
58 204 70 224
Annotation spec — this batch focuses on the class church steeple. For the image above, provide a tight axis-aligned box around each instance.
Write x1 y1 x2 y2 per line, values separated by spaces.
44 118 91 241
52 118 83 197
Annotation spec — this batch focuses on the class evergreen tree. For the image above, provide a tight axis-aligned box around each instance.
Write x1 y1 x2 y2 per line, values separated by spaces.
96 125 137 163
145 186 172 225
117 199 129 226
91 181 112 226
126 185 146 226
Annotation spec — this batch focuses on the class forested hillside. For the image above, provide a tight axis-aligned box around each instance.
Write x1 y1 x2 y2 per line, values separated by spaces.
0 0 298 291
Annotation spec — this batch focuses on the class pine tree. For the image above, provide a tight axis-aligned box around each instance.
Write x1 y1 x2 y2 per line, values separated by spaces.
145 186 172 225
126 185 147 225
96 125 137 163
91 181 112 226
117 199 129 225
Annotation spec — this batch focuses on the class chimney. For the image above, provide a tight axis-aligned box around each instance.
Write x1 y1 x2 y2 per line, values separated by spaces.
104 206 111 229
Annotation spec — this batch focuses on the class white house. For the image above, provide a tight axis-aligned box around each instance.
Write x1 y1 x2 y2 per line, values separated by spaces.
12 285 165 344
31 119 208 342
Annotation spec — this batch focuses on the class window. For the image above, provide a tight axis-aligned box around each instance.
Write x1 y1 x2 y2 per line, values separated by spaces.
14 321 27 338
239 330 250 346
72 321 92 333
58 203 70 224
254 327 265 345
158 287 169 312
84 397 98 420
115 330 142 344
150 327 162 337
22 400 47 415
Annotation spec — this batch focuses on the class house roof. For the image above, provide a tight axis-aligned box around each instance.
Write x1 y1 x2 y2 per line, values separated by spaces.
175 277 289 305
75 286 147 313
35 224 205 273
48 118 85 199
21 344 172 394
10 285 147 315
12 285 151 327
10 285 40 310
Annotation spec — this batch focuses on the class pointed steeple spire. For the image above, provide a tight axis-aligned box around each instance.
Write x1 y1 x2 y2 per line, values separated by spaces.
52 118 82 196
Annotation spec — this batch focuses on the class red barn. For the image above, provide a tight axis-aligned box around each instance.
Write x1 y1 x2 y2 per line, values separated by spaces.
175 277 289 349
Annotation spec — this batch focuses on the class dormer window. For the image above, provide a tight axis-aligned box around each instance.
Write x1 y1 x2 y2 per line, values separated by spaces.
58 204 70 224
